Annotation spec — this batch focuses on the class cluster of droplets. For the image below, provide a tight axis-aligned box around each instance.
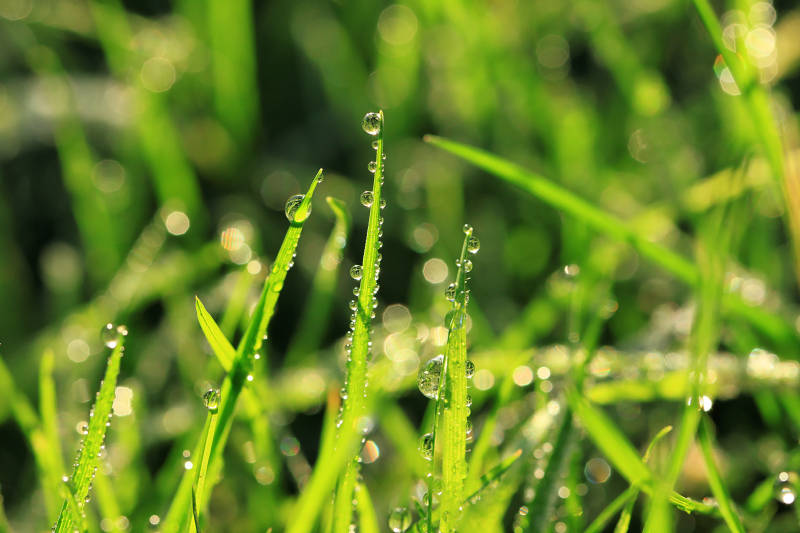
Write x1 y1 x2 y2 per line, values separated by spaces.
775 471 798 505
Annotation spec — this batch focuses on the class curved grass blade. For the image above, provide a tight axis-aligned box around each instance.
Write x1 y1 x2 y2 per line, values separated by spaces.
423 135 796 348
332 112 386 532
697 417 746 533
162 169 324 533
196 297 236 371
54 332 127 533
286 196 351 365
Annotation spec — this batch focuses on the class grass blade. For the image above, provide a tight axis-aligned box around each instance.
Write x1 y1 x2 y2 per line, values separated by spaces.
162 169 324 533
195 296 236 371
286 196 351 365
355 483 380 533
423 135 796 348
39 349 66 521
54 330 127 532
332 112 386 532
697 417 746 533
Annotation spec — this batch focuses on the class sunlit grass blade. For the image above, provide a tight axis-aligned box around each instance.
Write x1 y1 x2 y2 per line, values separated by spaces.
355 483 380 533
196 296 236 371
286 196 351 366
423 135 796 348
523 409 573 533
39 349 66 520
435 226 477 533
54 331 127 533
332 112 386 532
697 417 746 533
162 169 323 533
190 407 219 531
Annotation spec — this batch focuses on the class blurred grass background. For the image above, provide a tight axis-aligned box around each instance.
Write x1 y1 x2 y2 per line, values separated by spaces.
1 0 800 531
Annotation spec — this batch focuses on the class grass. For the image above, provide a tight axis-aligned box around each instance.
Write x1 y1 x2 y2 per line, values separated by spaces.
4 2 800 532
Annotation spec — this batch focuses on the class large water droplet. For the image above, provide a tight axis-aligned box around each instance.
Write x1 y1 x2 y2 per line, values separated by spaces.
285 194 310 222
445 309 465 330
368 161 377 173
419 432 434 461
350 265 363 280
360 190 374 207
467 236 480 254
388 507 412 532
362 112 382 135
417 355 443 399
203 388 220 412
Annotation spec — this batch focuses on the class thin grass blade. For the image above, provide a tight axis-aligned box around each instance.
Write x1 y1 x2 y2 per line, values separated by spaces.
697 417 746 533
195 296 236 371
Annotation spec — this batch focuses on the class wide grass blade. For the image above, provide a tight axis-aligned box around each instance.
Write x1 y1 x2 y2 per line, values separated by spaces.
423 135 796 348
332 112 386 532
195 296 236 371
162 168 324 533
54 331 127 532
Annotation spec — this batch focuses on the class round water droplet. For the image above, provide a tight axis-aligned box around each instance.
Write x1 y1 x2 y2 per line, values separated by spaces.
202 388 220 412
285 194 310 222
462 259 473 272
362 112 382 136
445 283 457 302
467 236 480 254
371 140 379 150
350 265 363 280
360 190 374 207
368 161 377 173
388 507 412 532
379 198 387 209
101 323 121 348
466 420 474 442
76 421 89 435
466 360 475 378
419 432 434 461
417 355 443 399
463 224 473 235
466 394 473 407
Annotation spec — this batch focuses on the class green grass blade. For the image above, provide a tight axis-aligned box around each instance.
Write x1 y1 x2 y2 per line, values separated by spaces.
219 269 258 338
286 196 351 366
523 409 573 533
195 296 236 371
697 417 746 533
355 483 380 533
191 409 219 531
332 112 386 532
613 495 636 533
437 227 476 532
54 333 126 532
585 486 638 533
39 349 66 521
162 169 324 533
423 135 796 348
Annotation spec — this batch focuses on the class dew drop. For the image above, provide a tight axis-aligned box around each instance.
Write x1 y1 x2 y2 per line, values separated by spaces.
463 224 473 235
76 421 89 435
445 309 466 330
285 194 310 222
775 471 798 505
388 507 412 532
380 198 387 209
466 360 475 378
102 323 120 349
362 112 382 136
462 259 473 272
360 190 374 207
419 432 434 461
202 388 220 412
445 283 457 302
371 140 379 150
417 355 443 399
368 161 377 173
467 236 480 254
350 265 363 281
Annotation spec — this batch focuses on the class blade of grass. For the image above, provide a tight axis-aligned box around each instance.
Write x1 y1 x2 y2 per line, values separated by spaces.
286 197 351 366
332 112 386 533
697 417 746 533
54 332 126 532
436 226 476 533
355 483 380 533
523 408 573 533
423 135 796 349
162 169 324 533
39 349 66 521
195 296 236 371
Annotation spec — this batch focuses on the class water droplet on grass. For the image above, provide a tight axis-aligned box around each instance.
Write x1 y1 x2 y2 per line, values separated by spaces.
463 224 473 234
388 507 411 532
419 432 434 460
467 236 480 254
445 283 457 302
368 161 377 173
202 388 220 412
285 194 310 222
466 360 475 378
417 355 443 399
350 265 363 280
362 112 382 135
360 191 374 207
